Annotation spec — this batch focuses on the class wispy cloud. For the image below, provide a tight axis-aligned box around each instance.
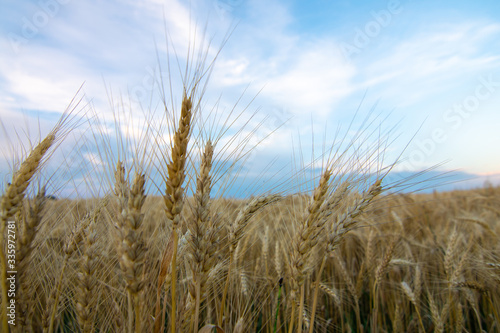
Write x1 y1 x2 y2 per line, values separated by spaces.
356 22 500 106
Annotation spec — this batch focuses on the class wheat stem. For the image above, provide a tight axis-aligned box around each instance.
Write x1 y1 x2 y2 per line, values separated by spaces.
171 229 179 333
288 299 296 333
297 284 305 332
308 255 327 333
162 92 193 333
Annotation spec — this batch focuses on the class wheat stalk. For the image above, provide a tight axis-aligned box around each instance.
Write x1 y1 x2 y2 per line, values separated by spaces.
0 133 55 332
220 194 280 326
393 303 402 333
185 140 217 333
428 292 446 333
308 179 350 332
15 187 47 330
372 236 396 330
401 281 425 331
46 202 100 333
113 163 147 333
288 168 333 333
76 219 99 333
154 233 173 333
163 92 193 333
310 179 381 333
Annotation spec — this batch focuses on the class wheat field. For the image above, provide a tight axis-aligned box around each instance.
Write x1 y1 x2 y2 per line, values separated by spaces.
1 44 499 333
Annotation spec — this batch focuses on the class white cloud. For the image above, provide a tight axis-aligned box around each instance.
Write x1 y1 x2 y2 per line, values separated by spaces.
258 40 356 118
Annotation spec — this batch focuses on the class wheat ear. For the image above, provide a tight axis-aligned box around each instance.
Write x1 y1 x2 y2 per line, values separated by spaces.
219 194 280 326
393 303 402 333
47 201 102 333
308 180 349 333
163 93 193 333
428 292 446 333
76 218 99 333
127 172 147 333
114 162 147 333
186 140 216 333
444 227 459 282
327 179 383 254
0 133 55 332
401 281 425 332
16 188 47 329
320 179 382 333
289 168 332 333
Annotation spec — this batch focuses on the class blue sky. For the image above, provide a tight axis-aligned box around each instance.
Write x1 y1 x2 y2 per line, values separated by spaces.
1 0 500 196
